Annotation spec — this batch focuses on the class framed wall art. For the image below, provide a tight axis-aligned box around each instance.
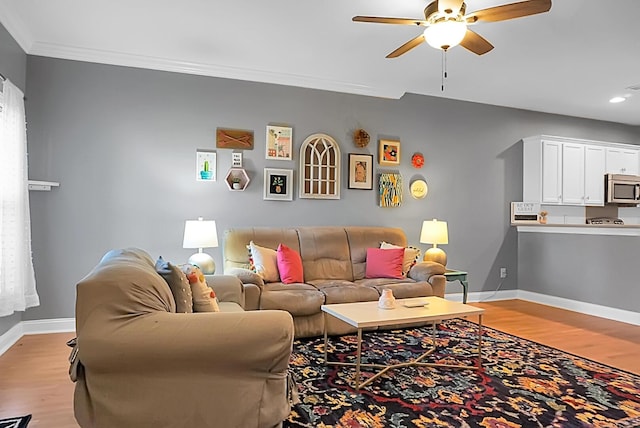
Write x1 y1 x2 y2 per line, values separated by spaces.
348 153 373 190
379 173 402 207
266 125 293 160
378 139 401 166
264 168 293 201
216 128 254 150
232 152 243 167
299 133 341 199
196 150 216 181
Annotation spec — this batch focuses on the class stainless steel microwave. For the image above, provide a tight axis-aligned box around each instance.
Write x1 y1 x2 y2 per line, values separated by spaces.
606 174 640 205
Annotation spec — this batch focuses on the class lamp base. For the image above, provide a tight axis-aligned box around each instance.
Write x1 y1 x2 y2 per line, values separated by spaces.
187 252 216 274
423 247 447 267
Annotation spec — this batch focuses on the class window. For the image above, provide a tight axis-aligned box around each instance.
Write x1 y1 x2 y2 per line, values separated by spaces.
0 79 39 316
299 133 341 199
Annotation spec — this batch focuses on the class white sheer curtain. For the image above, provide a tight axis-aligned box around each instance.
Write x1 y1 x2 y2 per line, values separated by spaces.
0 79 39 317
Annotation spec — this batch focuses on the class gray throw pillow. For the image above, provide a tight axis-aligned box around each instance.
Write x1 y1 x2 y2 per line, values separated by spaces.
155 256 194 313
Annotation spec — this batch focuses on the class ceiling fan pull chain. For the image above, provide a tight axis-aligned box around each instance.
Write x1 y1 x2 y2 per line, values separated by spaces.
441 49 448 92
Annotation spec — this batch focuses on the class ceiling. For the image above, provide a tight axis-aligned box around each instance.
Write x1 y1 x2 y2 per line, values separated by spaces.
1 0 639 126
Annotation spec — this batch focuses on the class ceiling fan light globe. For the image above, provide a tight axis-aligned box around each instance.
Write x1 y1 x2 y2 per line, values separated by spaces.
424 20 467 50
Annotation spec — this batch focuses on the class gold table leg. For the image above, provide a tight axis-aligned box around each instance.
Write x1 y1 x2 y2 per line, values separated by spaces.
355 329 362 388
323 312 328 364
477 313 483 368
323 317 484 389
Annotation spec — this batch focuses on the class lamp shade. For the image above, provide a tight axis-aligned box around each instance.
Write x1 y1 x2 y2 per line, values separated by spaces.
420 219 449 245
182 218 219 249
424 20 467 50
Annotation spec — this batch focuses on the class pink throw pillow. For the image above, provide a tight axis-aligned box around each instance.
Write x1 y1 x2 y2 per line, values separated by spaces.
277 243 304 284
365 248 405 279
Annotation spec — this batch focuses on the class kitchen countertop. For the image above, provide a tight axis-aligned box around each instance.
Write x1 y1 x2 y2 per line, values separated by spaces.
514 223 640 236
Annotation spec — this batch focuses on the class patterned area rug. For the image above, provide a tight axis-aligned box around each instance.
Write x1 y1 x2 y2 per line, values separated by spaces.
0 415 31 428
285 319 640 427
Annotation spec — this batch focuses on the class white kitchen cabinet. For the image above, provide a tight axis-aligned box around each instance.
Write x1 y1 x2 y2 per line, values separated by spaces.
605 147 639 175
583 145 605 205
561 143 585 205
523 135 626 207
541 140 563 204
560 143 605 206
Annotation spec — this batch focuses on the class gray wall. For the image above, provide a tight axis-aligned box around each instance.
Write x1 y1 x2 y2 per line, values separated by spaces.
0 23 26 91
519 233 639 312
0 23 27 335
20 55 640 321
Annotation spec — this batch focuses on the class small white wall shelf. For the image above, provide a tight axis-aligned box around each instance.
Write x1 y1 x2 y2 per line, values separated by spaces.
224 168 250 191
28 180 60 191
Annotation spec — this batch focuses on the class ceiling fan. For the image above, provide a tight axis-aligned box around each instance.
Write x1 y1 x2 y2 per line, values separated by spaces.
353 0 552 58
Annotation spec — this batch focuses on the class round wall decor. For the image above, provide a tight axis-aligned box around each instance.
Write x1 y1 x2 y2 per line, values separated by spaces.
411 153 425 169
410 179 428 199
353 129 370 148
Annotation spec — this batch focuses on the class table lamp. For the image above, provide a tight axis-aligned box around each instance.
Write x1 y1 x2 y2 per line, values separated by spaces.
420 219 449 267
183 217 218 274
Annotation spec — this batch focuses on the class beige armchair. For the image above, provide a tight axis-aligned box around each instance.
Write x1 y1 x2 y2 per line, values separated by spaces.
73 248 294 428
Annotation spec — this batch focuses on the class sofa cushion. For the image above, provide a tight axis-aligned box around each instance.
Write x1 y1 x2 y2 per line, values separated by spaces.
260 282 325 316
380 241 421 277
311 280 380 304
365 248 404 279
277 243 304 284
345 227 407 280
297 227 353 281
223 227 300 272
249 241 280 283
359 279 434 299
217 301 245 313
155 257 194 313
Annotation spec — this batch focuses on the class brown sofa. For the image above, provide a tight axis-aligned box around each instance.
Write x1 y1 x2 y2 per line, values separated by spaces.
223 226 446 338
74 248 294 428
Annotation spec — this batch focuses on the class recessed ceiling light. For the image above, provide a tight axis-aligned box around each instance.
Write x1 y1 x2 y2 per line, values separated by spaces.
609 96 626 103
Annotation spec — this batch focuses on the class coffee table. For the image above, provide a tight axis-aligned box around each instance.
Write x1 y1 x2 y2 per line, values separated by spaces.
321 296 484 389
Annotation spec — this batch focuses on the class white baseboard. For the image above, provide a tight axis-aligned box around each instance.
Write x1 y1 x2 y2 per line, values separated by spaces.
21 317 76 335
0 317 75 356
516 290 640 326
0 322 24 356
448 289 639 326
445 289 518 303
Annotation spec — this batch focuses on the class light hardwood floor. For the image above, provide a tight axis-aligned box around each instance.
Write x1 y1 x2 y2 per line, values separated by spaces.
0 300 638 427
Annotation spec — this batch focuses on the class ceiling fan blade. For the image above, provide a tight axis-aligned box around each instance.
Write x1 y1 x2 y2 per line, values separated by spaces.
466 0 551 23
459 29 494 55
438 0 465 15
386 34 426 58
353 16 427 26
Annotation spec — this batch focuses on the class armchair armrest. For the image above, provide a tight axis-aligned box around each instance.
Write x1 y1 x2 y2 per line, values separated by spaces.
79 310 294 373
205 274 244 307
408 261 446 281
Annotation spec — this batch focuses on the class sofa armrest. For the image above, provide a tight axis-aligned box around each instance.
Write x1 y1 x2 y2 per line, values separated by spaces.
205 274 245 307
408 261 446 281
227 267 265 288
79 310 294 373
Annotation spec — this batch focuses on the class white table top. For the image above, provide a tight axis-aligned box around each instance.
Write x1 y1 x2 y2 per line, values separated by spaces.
321 296 484 329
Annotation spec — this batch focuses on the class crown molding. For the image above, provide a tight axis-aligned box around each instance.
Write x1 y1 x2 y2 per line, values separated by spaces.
27 41 404 99
0 3 33 52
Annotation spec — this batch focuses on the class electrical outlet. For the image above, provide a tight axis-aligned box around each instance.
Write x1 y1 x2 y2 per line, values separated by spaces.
500 268 507 278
